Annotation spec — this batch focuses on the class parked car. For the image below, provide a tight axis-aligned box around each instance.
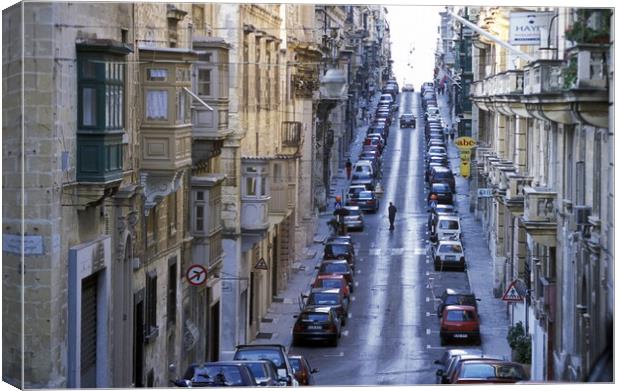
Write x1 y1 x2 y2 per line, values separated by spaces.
449 359 528 384
342 205 364 231
402 83 415 92
233 345 298 386
437 354 506 384
351 173 376 191
288 355 318 386
347 185 367 201
436 288 480 318
324 234 354 246
429 166 456 192
352 160 375 179
174 361 258 387
316 260 354 293
432 215 462 241
428 182 454 205
240 360 287 386
323 239 356 266
303 288 349 325
378 93 394 105
432 239 466 271
439 305 481 346
433 348 483 384
400 113 416 128
347 190 379 213
312 274 350 298
292 306 342 347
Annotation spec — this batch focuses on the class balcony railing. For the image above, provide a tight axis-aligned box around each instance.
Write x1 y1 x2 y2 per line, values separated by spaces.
523 186 557 223
563 44 609 90
523 60 563 95
506 173 533 201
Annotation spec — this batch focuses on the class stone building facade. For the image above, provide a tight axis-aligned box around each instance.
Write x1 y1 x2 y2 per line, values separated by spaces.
2 2 392 387
441 6 613 382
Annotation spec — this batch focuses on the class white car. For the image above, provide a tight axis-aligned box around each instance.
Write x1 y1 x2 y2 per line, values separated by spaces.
433 215 462 241
432 239 466 271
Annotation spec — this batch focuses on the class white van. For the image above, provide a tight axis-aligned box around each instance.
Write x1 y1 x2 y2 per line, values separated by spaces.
379 93 394 105
434 215 462 241
353 160 374 178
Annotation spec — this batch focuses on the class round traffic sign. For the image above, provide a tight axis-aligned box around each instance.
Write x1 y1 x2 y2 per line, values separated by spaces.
186 264 208 286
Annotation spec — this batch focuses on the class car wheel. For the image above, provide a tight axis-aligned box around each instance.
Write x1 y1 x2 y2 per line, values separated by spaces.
331 337 339 347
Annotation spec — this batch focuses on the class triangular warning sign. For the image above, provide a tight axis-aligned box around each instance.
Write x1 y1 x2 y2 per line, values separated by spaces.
502 280 524 302
254 257 268 270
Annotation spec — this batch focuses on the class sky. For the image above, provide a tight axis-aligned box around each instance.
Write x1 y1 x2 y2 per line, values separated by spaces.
386 5 444 90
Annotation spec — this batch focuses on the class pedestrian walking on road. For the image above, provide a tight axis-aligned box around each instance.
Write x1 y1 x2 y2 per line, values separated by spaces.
345 158 352 180
388 202 397 231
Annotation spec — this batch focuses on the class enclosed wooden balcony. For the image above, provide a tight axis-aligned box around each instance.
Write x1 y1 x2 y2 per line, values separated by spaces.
520 186 557 247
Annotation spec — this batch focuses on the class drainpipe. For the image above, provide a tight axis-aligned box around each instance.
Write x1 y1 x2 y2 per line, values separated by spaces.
445 9 535 63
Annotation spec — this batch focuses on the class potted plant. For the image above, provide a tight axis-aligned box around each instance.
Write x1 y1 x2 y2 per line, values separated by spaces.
565 9 611 44
506 321 532 365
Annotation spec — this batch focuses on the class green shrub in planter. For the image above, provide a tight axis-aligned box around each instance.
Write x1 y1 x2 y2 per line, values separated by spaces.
507 321 532 364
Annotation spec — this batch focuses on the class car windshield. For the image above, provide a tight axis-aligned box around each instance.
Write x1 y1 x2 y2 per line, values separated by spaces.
234 349 283 367
438 244 463 253
308 293 339 305
446 310 475 321
432 184 451 192
435 171 453 179
445 295 475 306
344 209 360 217
430 147 446 153
349 187 364 196
288 358 301 372
460 363 525 379
188 365 245 386
300 312 330 322
439 220 459 229
245 363 269 379
352 173 372 180
325 244 349 256
321 263 348 273
318 279 342 289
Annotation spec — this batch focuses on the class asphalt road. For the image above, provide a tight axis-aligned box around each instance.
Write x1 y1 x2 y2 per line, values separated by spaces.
288 91 475 386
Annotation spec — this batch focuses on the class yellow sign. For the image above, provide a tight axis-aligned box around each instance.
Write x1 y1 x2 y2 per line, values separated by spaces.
459 150 472 161
454 136 477 150
460 159 471 178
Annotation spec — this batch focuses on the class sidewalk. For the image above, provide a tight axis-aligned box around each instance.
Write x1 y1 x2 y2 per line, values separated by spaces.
436 93 512 358
250 93 380 348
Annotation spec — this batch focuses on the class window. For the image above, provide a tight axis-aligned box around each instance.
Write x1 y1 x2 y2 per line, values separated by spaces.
78 57 125 130
147 68 168 81
193 190 206 234
145 271 158 341
198 68 212 96
146 206 157 248
176 88 187 123
246 177 257 196
146 90 168 120
168 192 177 239
167 260 177 326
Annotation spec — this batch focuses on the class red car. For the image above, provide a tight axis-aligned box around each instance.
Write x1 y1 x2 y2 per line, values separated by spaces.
440 305 481 346
288 355 319 386
312 274 350 298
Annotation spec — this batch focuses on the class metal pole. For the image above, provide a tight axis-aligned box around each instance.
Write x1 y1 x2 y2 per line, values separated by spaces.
446 9 535 63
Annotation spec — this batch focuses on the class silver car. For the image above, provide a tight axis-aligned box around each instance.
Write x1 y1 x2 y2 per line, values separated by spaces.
432 239 466 271
342 206 364 231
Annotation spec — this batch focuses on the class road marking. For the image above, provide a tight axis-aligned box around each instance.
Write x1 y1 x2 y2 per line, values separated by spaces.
370 249 381 256
426 328 432 335
323 352 345 357
343 330 349 337
354 281 359 287
356 269 361 274
414 248 426 255
425 297 430 303
426 345 444 350
351 296 356 301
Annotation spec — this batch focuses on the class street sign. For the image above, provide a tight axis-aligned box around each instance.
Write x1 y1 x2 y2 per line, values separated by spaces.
254 257 268 270
477 188 493 198
454 136 477 150
186 264 208 286
502 280 525 302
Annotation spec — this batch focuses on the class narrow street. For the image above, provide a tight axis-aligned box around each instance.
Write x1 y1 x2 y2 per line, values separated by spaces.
287 90 510 385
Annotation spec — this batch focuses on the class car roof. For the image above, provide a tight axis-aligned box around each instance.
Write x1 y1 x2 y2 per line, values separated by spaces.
437 240 463 246
343 205 361 211
310 288 342 294
316 274 345 280
443 288 475 296
301 305 334 314
444 305 477 311
438 215 459 221
320 259 349 265
236 344 286 350
455 355 507 362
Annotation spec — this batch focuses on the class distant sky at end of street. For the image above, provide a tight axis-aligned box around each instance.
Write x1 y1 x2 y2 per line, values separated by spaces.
386 5 444 90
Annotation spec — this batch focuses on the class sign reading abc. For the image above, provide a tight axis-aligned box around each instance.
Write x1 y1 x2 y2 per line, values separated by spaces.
454 136 477 150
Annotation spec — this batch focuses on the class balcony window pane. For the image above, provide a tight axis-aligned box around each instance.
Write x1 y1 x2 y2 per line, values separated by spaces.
177 89 185 123
196 191 204 201
198 69 211 96
146 90 168 120
246 177 257 196
82 87 97 126
82 59 97 78
260 177 267 196
195 205 204 232
148 68 168 81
